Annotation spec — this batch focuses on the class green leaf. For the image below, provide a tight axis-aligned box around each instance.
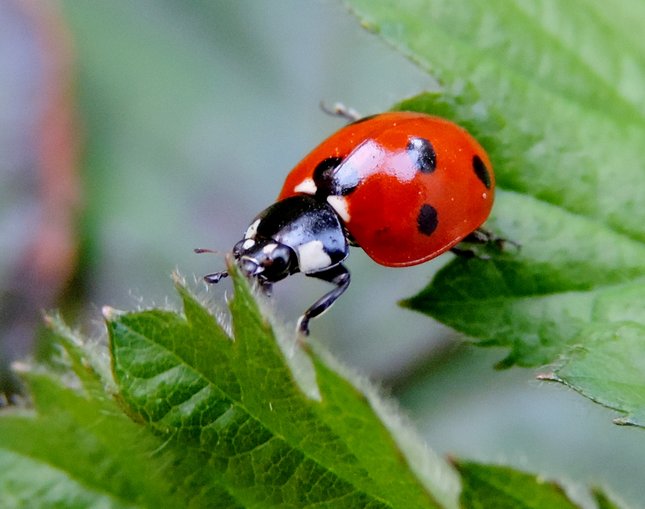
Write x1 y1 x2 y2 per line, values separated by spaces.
541 322 645 427
0 340 186 508
0 267 460 507
106 267 457 508
592 487 625 509
454 461 582 509
343 2 645 383
344 1 645 238
0 271 453 508
402 188 645 368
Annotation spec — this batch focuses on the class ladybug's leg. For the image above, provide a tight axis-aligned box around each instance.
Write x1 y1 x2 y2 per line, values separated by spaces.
297 264 351 336
319 101 362 122
196 248 230 283
204 271 229 284
462 227 497 245
451 227 518 259
258 280 273 297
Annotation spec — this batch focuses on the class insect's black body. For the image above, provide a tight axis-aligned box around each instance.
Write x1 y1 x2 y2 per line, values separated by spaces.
205 195 350 335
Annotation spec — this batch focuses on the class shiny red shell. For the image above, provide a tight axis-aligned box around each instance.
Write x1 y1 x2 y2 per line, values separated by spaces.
278 111 495 267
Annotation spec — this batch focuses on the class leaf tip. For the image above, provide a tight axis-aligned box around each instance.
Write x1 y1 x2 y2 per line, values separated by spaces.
612 416 636 427
43 310 67 332
445 454 460 469
493 355 516 370
42 313 55 328
397 297 413 309
536 371 562 382
171 270 186 287
102 306 122 321
10 361 31 375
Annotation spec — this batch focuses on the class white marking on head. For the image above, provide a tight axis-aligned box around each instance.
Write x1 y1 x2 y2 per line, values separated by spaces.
326 195 350 223
245 219 261 239
262 243 278 254
297 240 332 274
242 239 255 250
294 178 317 195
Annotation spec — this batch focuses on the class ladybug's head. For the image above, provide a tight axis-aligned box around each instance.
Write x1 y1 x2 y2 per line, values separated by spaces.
231 237 297 283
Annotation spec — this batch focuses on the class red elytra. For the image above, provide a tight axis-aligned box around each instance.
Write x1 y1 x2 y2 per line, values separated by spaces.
278 111 495 266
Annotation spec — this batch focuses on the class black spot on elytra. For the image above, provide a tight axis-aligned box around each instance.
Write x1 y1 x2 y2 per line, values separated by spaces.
417 204 438 236
472 155 492 189
407 137 436 173
313 156 343 183
313 156 360 196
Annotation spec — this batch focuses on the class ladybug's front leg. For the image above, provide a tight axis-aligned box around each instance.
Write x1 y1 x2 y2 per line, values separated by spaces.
297 264 351 336
203 270 229 284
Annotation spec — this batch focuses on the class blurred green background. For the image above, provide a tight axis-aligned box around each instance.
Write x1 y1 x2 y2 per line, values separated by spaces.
1 1 643 506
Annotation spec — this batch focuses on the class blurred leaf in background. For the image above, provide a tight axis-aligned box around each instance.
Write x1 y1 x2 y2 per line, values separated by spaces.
0 0 81 400
1 0 644 507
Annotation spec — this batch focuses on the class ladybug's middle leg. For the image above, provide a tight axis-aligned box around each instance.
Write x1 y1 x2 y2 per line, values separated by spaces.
451 227 518 259
297 264 351 336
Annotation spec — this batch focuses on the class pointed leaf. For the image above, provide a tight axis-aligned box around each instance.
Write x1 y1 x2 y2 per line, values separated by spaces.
542 322 645 427
106 267 457 508
592 487 625 509
454 461 581 509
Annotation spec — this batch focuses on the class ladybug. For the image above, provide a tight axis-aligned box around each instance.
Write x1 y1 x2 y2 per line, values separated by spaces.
204 111 496 335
